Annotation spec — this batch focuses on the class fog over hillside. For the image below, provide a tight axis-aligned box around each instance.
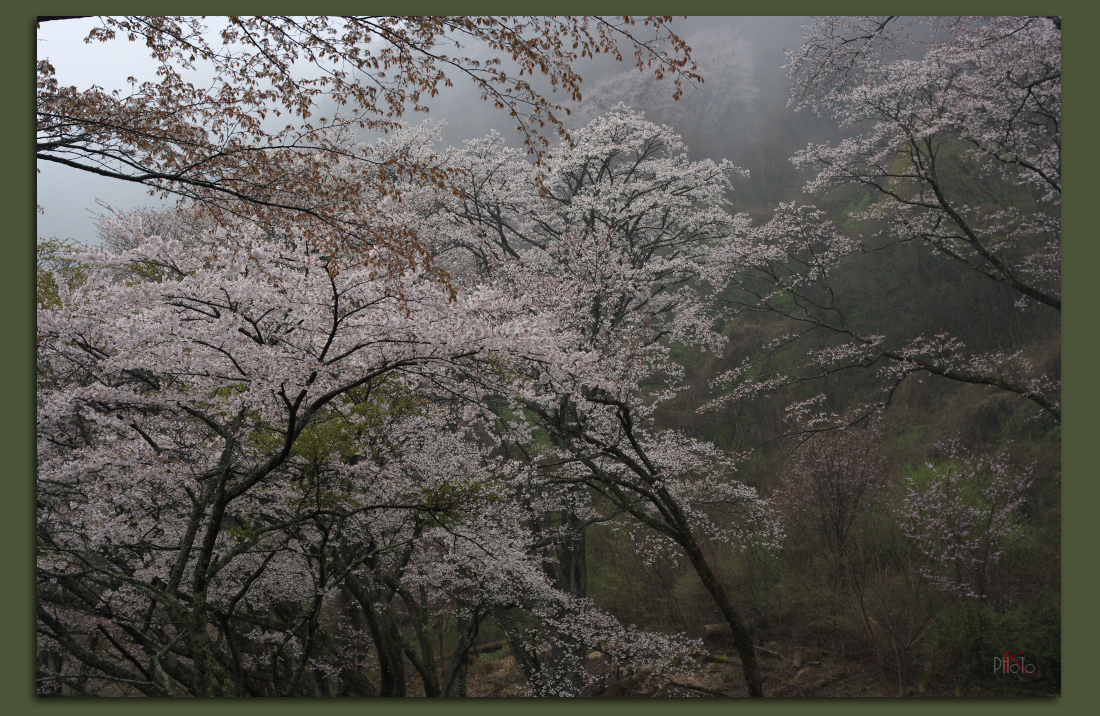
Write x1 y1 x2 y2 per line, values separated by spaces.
37 17 820 244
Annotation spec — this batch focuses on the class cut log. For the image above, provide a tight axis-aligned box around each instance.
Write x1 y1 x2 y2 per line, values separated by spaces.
755 646 784 659
469 640 508 655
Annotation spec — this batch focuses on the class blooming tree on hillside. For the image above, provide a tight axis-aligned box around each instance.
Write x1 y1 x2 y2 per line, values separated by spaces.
36 120 724 693
899 441 1033 599
709 16 1060 431
421 107 778 696
35 206 625 695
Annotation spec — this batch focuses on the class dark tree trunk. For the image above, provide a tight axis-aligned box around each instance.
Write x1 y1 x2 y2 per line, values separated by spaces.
679 539 764 697
346 576 406 696
551 510 588 695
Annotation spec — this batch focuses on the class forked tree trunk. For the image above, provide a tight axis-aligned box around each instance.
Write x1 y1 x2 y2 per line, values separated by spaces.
346 576 406 696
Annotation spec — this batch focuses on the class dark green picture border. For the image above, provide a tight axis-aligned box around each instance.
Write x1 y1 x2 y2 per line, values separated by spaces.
9 2 1091 714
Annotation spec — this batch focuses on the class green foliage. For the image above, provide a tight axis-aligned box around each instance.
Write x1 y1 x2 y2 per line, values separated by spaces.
37 238 87 309
586 526 689 630
226 523 255 543
924 598 1060 690
901 459 982 506
478 649 506 662
667 340 705 375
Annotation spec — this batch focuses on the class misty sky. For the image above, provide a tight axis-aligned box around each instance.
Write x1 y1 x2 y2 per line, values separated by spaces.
36 16 811 245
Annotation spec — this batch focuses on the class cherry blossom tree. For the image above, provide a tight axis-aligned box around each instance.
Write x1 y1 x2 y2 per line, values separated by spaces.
773 426 890 569
898 440 1033 600
789 16 1059 305
37 141 719 695
708 17 1061 432
420 107 779 696
772 426 923 696
34 199 591 695
711 203 1060 426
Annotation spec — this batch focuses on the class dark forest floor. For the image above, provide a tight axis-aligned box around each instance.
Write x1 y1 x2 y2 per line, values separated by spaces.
463 635 1059 698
